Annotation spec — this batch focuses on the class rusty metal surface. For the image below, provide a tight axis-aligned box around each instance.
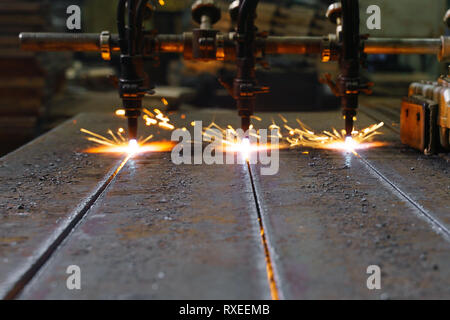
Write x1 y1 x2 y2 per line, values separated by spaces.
0 114 126 299
250 112 450 299
0 107 449 300
19 152 269 299
251 148 450 299
358 135 450 234
359 102 450 231
2 110 270 299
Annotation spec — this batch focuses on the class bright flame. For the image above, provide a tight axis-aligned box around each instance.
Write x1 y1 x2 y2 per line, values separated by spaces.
202 122 284 160
285 119 387 151
345 136 357 150
85 141 175 155
128 139 139 155
81 128 174 155
141 107 175 130
116 103 175 131
115 109 126 116
236 137 250 160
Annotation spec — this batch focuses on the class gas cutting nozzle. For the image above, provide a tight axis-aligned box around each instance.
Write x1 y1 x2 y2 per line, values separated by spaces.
241 115 251 133
344 114 354 137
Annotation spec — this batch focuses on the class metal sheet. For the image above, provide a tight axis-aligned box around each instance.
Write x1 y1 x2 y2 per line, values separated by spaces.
19 150 270 299
251 148 450 299
1 107 449 300
250 112 450 299
0 114 125 299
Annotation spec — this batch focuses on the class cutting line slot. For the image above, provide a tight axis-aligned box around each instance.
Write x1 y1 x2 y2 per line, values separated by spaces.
357 105 449 240
4 155 132 300
246 162 281 300
354 152 450 240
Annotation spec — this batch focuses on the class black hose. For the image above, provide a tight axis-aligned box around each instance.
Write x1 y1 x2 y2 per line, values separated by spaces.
136 0 151 54
237 0 259 34
341 0 360 63
117 0 128 53
236 0 259 61
128 0 137 55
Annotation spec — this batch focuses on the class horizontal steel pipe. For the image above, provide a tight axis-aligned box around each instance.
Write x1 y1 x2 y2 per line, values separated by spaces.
263 36 323 55
19 33 323 55
19 32 110 52
19 32 450 61
364 38 442 55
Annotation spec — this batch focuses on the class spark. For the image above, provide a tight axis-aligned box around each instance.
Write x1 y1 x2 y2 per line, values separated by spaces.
285 119 387 151
201 121 284 159
84 102 177 155
141 107 175 131
159 122 175 130
81 127 174 156
128 139 139 155
278 114 288 123
115 99 175 131
115 109 126 116
251 115 262 122
238 137 250 161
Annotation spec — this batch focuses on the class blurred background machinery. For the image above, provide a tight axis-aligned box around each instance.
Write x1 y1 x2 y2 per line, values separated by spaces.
0 0 448 156
0 0 74 155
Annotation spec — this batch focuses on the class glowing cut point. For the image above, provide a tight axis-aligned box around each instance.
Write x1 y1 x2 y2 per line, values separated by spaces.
115 109 126 116
344 136 357 152
240 138 251 161
128 139 139 155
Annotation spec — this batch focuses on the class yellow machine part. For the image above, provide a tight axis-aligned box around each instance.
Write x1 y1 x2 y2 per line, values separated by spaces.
400 96 440 154
401 99 429 152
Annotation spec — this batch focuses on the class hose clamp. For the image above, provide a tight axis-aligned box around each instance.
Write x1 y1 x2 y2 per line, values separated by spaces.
100 31 111 61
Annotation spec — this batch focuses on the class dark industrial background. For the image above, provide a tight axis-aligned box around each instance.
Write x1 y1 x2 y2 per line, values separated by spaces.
0 0 448 156
1 0 449 301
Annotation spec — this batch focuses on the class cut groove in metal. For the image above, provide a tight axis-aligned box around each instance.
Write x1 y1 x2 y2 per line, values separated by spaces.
358 106 449 239
354 152 450 240
246 162 281 300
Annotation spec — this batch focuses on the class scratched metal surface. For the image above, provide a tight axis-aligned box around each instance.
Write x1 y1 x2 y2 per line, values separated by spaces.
19 151 270 299
0 114 125 299
357 104 450 231
1 107 449 300
0 110 217 299
251 112 450 299
6 110 270 299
